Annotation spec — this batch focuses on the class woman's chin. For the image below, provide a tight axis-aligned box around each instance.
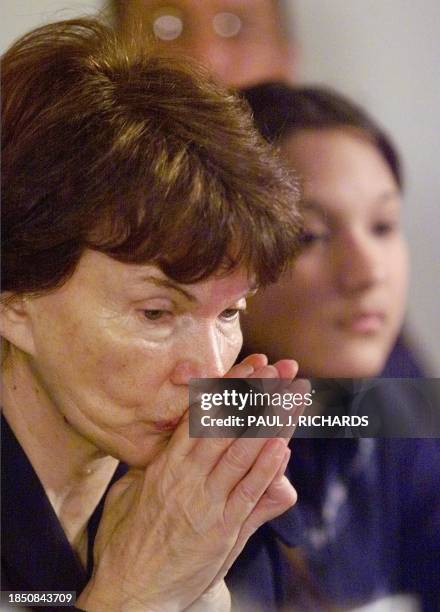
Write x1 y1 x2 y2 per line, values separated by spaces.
302 352 387 379
108 435 171 468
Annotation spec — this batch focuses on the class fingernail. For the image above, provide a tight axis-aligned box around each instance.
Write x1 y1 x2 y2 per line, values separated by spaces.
241 363 254 376
265 365 278 378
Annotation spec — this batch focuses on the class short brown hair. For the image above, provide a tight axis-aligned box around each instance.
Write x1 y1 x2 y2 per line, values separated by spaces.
2 19 301 296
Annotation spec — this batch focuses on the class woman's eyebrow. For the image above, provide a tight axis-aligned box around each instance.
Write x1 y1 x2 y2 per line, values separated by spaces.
246 285 259 298
139 275 197 303
137 277 258 303
301 200 328 220
375 189 401 205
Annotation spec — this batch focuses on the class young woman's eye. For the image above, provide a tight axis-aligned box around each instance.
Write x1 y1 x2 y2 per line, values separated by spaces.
219 308 241 322
299 231 329 247
373 222 396 236
143 309 167 321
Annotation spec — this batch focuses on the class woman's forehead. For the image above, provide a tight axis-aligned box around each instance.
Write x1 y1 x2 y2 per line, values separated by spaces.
72 251 254 301
283 129 399 197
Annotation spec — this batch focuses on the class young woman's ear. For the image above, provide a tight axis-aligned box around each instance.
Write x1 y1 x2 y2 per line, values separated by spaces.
0 294 36 355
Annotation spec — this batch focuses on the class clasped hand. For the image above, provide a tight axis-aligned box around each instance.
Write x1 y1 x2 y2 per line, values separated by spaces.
77 355 302 612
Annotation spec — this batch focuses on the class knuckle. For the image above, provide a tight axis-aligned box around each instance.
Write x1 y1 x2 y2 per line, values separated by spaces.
237 482 259 506
210 438 229 452
224 442 251 470
281 480 298 508
265 478 297 510
289 484 298 505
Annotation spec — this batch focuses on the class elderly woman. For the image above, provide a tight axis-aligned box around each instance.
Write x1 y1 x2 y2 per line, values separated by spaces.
0 22 303 611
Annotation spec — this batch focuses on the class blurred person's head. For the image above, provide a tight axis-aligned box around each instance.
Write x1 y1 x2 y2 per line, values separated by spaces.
114 0 296 87
240 84 409 378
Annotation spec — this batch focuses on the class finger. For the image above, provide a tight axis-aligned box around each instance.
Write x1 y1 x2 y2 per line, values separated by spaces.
288 377 311 395
212 475 297 581
273 359 299 380
249 475 297 524
167 358 271 476
223 354 267 379
272 378 311 440
164 410 233 474
234 475 297 548
286 377 312 420
99 471 143 539
186 436 236 476
249 364 279 379
160 410 198 468
248 360 299 400
248 364 283 399
236 353 268 371
206 437 270 499
272 447 291 483
224 438 287 524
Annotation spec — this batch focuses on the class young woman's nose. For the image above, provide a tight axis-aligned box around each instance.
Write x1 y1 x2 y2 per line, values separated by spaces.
335 232 387 294
170 325 227 385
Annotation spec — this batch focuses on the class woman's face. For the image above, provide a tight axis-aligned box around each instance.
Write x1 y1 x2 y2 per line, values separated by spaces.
24 251 251 466
123 0 292 87
242 128 409 378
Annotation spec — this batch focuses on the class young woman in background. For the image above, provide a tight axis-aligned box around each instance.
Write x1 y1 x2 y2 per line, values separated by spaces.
224 84 438 611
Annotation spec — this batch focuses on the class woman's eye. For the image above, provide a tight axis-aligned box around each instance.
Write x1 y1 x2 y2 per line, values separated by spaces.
143 309 167 321
219 308 241 322
299 231 329 247
373 222 396 236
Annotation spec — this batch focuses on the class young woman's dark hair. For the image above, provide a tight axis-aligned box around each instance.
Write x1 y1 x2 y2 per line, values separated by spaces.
241 82 402 188
1 21 302 297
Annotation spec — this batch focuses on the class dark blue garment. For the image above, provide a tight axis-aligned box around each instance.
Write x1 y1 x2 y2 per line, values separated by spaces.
1 415 127 611
2 414 439 611
381 336 425 378
226 438 440 611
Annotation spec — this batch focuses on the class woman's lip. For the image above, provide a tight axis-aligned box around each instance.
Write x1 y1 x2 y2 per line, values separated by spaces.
153 416 182 432
339 312 386 334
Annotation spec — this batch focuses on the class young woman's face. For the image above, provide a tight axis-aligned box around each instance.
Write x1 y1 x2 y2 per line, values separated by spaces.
23 251 252 466
242 129 409 377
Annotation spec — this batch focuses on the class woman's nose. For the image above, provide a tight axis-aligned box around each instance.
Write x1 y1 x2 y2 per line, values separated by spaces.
170 326 227 385
185 34 234 83
335 232 387 294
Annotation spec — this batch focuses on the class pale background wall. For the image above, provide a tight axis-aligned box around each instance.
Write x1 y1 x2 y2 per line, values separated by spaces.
2 0 439 373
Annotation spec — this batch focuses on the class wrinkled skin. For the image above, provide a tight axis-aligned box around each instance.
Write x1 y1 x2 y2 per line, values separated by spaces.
1 251 300 610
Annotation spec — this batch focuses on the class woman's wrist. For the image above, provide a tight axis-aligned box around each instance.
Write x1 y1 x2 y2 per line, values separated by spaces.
77 577 183 612
185 580 231 612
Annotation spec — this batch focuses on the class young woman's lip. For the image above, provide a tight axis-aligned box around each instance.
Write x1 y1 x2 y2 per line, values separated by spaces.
339 311 386 333
153 416 182 431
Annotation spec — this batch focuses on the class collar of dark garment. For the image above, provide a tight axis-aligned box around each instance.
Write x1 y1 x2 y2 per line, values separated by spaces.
1 413 127 594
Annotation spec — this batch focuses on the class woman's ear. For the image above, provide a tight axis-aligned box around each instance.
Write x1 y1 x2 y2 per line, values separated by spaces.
0 294 36 355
